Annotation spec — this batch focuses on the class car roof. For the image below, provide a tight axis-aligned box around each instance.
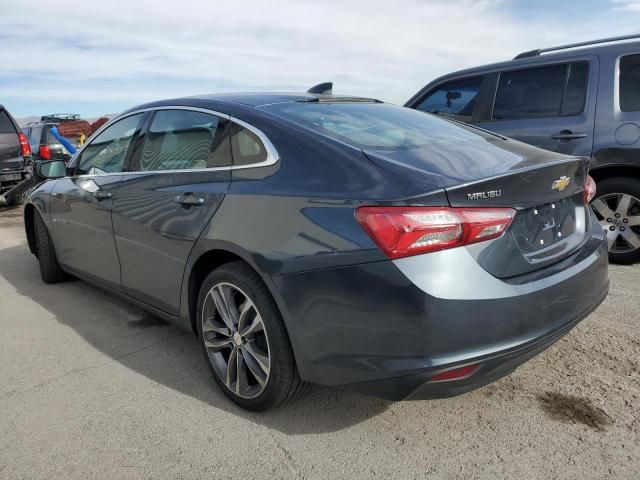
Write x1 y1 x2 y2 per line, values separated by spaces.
431 39 640 81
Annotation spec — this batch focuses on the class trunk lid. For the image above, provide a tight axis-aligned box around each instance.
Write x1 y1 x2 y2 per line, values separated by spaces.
364 137 591 278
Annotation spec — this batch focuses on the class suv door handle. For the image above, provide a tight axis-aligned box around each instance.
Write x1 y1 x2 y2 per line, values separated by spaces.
93 190 112 200
551 131 587 141
175 194 205 207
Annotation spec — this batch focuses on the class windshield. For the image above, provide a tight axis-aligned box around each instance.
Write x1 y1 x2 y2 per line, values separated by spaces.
260 101 498 151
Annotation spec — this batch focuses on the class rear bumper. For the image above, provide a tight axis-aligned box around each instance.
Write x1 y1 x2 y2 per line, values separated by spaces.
272 213 609 399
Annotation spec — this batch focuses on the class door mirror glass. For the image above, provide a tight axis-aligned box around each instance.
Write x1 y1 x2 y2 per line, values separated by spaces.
37 160 67 179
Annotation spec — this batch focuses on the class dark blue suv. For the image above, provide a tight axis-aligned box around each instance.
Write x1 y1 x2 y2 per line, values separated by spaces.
406 35 640 264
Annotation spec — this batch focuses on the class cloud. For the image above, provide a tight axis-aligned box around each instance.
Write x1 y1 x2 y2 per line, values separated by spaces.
1 0 638 116
612 0 640 11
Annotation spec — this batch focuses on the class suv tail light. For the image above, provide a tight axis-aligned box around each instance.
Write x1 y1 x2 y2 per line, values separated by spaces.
355 206 516 259
38 145 51 160
18 133 31 157
584 175 596 204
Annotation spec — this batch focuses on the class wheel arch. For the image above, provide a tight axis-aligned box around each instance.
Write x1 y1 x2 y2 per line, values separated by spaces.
590 163 640 183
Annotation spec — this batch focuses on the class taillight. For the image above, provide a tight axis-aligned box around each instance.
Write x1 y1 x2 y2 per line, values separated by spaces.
584 175 596 204
18 133 31 157
355 206 516 259
38 145 51 160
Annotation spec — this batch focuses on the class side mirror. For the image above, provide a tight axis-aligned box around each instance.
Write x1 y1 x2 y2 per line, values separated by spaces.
37 160 67 179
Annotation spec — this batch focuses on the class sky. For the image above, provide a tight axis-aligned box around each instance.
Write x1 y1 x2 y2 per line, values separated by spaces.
1 0 639 118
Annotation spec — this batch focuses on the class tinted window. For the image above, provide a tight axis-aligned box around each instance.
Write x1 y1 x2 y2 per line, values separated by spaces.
230 126 267 166
620 54 640 112
139 110 231 171
77 114 143 175
0 111 16 134
493 63 588 120
261 102 496 150
29 126 43 149
415 77 482 122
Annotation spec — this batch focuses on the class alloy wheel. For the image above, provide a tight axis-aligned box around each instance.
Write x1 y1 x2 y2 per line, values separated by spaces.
591 193 640 254
201 282 271 399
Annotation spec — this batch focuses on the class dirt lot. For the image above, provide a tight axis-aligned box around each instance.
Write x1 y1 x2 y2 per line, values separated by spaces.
0 205 638 479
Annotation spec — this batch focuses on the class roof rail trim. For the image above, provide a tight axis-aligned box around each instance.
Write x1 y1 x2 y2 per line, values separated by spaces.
514 33 640 59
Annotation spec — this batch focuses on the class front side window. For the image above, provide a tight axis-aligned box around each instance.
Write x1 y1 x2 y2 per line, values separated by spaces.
493 62 589 120
620 54 640 112
415 76 483 122
76 114 143 175
138 110 231 171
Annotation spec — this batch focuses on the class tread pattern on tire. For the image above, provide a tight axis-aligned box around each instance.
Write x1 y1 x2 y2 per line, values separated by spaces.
34 213 67 283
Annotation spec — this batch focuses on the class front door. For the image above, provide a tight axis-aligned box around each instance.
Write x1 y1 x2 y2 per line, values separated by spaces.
112 108 233 314
48 113 145 289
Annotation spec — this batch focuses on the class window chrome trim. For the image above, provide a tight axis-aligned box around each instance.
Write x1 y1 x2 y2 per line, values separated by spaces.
69 105 279 178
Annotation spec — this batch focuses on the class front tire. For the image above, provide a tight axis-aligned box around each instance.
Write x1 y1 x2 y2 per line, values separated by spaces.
196 261 306 411
591 176 640 264
34 213 67 283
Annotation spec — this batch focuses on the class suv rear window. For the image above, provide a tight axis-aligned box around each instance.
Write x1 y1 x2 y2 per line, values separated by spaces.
620 54 640 112
493 62 589 120
260 102 495 150
415 76 483 122
0 111 16 134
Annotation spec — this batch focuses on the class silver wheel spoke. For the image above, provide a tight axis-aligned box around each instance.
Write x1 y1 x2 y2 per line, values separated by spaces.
616 194 632 216
605 229 618 250
202 319 231 337
591 199 615 219
236 350 250 395
204 336 234 352
621 228 640 249
226 347 238 388
627 216 640 227
239 313 264 338
236 298 255 333
241 347 267 386
243 340 270 377
211 286 236 331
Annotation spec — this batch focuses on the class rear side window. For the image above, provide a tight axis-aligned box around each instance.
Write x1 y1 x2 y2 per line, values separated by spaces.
0 111 16 134
139 110 232 171
620 54 640 112
230 126 268 166
415 76 483 122
29 126 43 149
493 62 589 120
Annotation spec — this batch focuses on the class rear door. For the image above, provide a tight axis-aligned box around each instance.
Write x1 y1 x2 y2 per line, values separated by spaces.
48 113 145 289
474 59 598 156
112 108 233 314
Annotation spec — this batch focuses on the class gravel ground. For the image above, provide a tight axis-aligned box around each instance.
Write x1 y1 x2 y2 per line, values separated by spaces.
0 206 638 479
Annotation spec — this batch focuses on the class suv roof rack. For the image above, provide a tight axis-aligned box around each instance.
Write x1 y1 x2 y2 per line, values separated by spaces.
514 33 640 59
40 113 81 123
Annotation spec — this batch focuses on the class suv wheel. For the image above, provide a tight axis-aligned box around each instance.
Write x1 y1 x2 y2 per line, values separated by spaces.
196 261 306 411
591 176 640 264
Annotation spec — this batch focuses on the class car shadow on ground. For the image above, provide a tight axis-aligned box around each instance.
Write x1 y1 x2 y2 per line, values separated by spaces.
0 244 391 434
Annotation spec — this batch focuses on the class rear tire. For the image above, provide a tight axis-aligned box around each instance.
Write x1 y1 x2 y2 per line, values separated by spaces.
591 176 640 265
196 261 306 411
34 213 68 283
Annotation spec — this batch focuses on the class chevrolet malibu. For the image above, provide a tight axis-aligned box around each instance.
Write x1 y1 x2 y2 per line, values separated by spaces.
24 92 609 411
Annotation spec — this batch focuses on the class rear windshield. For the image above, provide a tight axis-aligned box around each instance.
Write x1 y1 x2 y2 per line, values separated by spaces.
260 102 496 151
0 111 17 134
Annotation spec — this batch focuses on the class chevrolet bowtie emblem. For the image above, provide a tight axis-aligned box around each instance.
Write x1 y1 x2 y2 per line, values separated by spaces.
551 176 571 192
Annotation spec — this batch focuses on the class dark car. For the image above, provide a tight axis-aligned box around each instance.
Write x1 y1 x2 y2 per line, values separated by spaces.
24 92 609 411
21 114 78 164
0 105 31 203
406 35 640 264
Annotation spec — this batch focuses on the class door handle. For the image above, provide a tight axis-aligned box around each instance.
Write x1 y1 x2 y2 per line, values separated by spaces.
175 194 205 207
551 131 587 141
93 190 113 200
